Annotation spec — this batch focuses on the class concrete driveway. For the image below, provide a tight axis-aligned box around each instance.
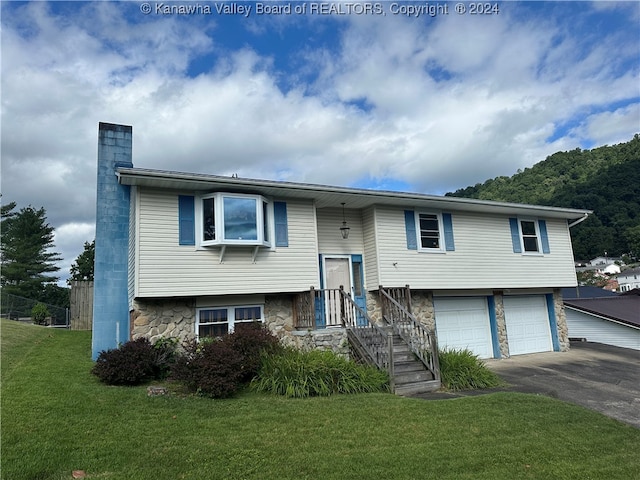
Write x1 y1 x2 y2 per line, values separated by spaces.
412 342 640 429
484 342 640 428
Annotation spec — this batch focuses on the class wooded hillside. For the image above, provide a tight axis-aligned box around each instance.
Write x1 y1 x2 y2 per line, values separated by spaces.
447 135 640 261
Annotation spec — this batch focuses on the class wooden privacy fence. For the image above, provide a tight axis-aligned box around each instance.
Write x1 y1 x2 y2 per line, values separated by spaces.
70 281 93 330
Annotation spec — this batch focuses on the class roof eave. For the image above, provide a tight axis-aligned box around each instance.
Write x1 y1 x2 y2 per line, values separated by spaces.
116 167 592 220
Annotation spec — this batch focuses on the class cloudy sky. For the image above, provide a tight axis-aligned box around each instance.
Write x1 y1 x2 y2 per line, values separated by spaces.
1 0 639 284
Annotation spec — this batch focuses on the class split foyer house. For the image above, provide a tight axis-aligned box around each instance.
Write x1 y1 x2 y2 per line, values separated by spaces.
93 123 591 390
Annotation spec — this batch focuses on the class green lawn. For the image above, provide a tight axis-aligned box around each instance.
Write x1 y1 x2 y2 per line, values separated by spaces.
2 319 639 480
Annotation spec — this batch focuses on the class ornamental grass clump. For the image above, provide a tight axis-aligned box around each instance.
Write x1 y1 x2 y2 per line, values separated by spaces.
438 348 504 391
252 347 389 398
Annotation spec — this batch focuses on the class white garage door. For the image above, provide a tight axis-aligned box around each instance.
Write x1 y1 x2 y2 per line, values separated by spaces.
434 297 493 359
503 295 552 355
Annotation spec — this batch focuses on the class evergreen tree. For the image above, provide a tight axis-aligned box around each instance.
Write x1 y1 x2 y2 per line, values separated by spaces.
1 203 62 300
69 240 95 282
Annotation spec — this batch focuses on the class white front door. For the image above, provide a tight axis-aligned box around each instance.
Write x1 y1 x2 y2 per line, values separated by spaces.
323 257 352 325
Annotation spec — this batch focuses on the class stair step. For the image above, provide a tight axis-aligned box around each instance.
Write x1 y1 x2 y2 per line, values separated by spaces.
393 351 415 362
393 345 411 354
394 380 441 396
393 362 426 373
394 370 434 385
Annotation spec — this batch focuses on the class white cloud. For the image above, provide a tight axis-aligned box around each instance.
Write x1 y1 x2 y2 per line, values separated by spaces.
574 104 640 146
52 222 95 285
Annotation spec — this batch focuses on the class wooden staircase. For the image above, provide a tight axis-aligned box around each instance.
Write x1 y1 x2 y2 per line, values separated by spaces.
391 334 440 395
331 285 442 396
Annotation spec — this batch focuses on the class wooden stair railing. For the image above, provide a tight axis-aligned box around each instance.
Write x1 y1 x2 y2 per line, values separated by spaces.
338 287 395 391
379 286 441 384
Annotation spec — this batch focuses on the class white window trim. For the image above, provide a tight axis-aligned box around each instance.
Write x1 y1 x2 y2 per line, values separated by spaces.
195 304 264 340
415 211 445 253
195 192 273 248
518 217 543 256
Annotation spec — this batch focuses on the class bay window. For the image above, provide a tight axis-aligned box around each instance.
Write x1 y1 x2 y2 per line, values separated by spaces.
197 193 271 247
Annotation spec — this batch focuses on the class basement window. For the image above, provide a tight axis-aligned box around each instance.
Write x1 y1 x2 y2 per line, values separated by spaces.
196 305 264 339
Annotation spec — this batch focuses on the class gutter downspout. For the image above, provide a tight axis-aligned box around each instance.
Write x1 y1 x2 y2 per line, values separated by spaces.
568 212 590 228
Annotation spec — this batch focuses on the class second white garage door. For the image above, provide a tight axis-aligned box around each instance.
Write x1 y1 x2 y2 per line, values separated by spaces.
503 295 553 355
434 297 493 359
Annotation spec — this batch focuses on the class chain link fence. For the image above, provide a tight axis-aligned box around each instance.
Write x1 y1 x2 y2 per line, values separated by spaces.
0 291 70 328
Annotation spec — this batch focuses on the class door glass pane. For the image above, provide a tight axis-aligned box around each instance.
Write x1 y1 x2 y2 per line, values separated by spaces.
352 261 363 297
223 197 257 240
325 258 351 291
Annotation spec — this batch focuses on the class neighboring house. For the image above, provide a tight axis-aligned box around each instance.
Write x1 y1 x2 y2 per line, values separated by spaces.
92 123 592 371
588 256 623 267
617 267 640 293
564 294 640 351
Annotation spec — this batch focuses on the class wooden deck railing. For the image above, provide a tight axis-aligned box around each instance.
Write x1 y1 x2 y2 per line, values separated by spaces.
293 287 344 329
379 286 441 382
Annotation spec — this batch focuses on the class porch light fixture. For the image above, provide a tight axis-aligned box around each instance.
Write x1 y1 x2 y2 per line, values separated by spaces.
340 203 350 239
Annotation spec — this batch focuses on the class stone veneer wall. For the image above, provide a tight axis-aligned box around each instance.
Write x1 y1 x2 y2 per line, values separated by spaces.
492 291 510 358
131 298 196 345
366 291 382 325
409 290 435 331
130 295 349 356
553 288 570 352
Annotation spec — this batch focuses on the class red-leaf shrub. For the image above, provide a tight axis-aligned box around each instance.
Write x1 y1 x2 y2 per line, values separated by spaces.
226 323 282 382
92 337 178 386
171 339 244 398
171 323 283 398
92 338 158 386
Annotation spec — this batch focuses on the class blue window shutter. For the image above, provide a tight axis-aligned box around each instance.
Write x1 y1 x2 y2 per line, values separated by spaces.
538 220 550 254
442 213 455 251
404 210 417 250
274 201 288 247
178 195 195 246
509 218 521 253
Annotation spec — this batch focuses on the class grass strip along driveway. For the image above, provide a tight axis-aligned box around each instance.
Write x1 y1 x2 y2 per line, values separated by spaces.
2 319 639 480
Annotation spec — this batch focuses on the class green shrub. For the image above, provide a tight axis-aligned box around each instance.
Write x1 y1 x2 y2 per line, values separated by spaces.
438 348 503 391
152 336 179 379
252 348 389 398
92 337 162 386
31 303 50 325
